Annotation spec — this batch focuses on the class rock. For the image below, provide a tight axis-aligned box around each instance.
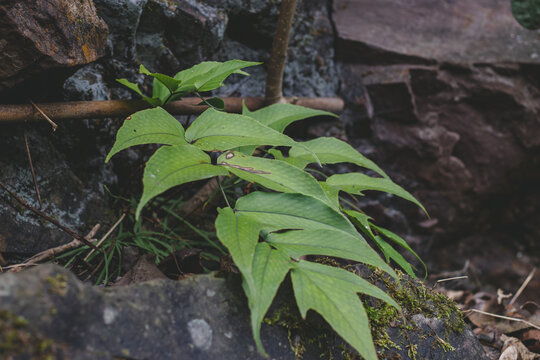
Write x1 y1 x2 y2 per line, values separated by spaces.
0 126 107 257
136 0 228 70
334 0 540 64
335 0 540 283
0 264 488 360
93 0 147 60
0 0 108 92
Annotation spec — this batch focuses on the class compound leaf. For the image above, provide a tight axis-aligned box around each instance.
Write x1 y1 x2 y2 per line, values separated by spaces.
137 144 228 218
185 108 298 151
327 173 426 214
244 103 337 133
106 107 186 162
217 152 331 206
291 261 398 360
288 137 388 178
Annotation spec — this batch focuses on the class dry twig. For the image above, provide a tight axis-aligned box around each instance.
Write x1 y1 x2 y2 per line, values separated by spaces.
0 181 100 251
0 97 343 123
7 224 101 272
509 267 537 306
23 129 42 208
29 99 58 131
464 309 540 331
84 213 126 261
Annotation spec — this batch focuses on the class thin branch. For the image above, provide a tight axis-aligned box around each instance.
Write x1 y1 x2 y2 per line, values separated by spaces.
0 181 100 251
23 130 42 208
265 0 298 105
84 213 126 261
7 224 101 272
0 97 344 123
509 267 536 306
464 309 540 330
29 99 58 131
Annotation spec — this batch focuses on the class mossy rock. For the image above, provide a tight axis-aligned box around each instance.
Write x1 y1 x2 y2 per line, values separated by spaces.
0 264 487 359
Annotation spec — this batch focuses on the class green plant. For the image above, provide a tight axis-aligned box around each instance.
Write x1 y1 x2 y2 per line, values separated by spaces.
107 60 427 360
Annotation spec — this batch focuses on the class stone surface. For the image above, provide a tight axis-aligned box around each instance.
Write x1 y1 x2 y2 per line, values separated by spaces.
0 126 107 257
335 1 540 291
0 264 488 360
0 0 108 92
334 0 540 64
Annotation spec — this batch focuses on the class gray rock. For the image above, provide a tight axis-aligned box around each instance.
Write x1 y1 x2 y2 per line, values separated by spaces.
0 0 108 92
93 0 148 60
0 127 107 256
0 265 488 360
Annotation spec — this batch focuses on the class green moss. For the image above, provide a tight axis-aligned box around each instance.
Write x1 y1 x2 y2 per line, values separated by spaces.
0 310 56 358
45 274 68 296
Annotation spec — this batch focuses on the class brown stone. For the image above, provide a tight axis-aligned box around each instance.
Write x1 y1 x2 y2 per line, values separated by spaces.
0 0 108 91
334 0 540 64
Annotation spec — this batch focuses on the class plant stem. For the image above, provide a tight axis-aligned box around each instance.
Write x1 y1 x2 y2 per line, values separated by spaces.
265 0 298 105
217 176 231 208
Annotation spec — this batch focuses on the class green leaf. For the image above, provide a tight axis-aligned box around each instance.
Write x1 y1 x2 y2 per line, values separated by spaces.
326 173 427 214
175 60 261 93
137 144 228 218
116 78 161 106
291 261 398 360
245 103 337 133
248 243 293 355
196 97 225 111
106 107 187 162
215 207 261 284
288 137 388 178
372 235 416 278
347 210 420 278
217 151 331 206
139 64 182 93
267 148 285 161
372 225 427 277
266 229 397 279
152 78 171 105
235 192 357 236
511 0 540 29
319 181 340 209
185 108 299 151
344 210 376 239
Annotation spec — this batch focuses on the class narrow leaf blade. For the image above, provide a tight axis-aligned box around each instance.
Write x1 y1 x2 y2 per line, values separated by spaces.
288 137 388 178
327 173 427 214
248 243 293 355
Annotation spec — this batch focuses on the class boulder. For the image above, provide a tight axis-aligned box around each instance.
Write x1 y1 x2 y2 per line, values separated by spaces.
334 0 540 64
0 0 108 92
334 0 540 283
0 264 489 359
0 126 108 257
